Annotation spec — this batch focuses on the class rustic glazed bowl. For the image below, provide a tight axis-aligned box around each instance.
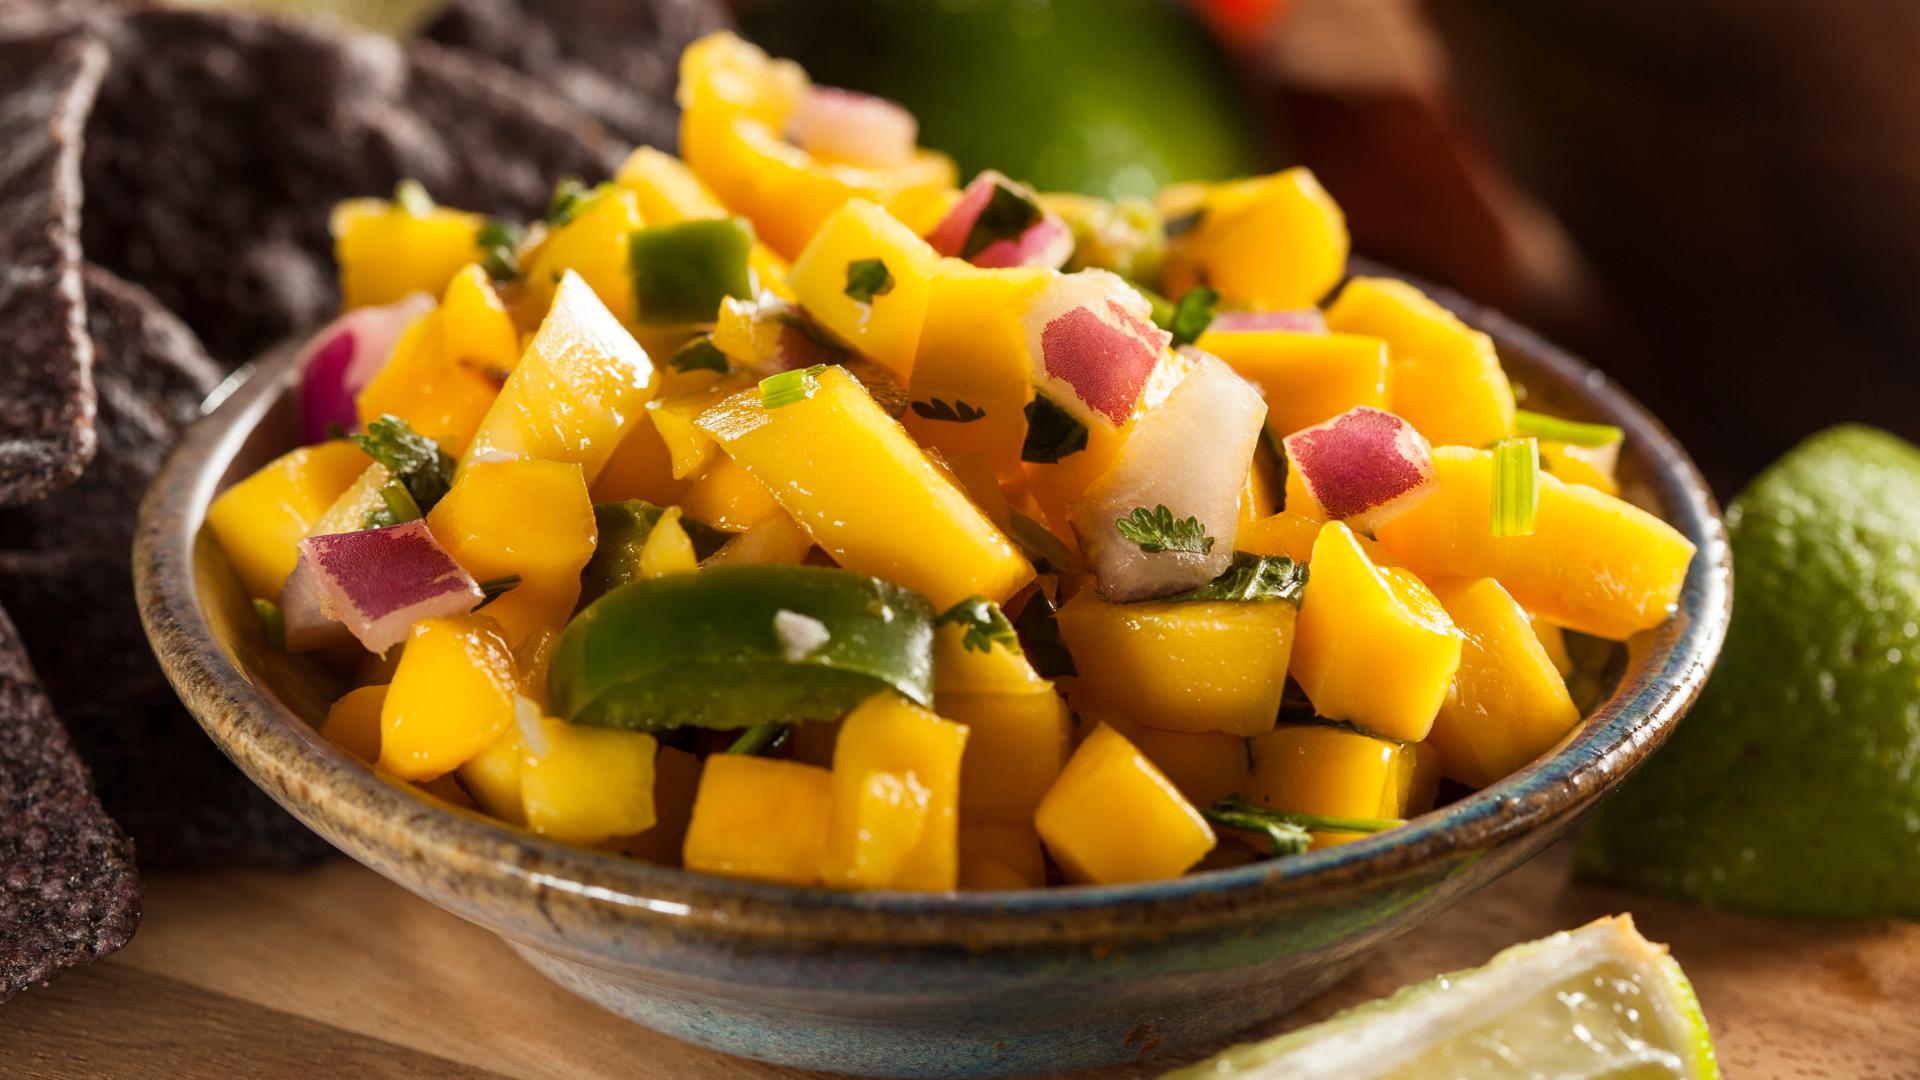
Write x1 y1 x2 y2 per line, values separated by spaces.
134 280 1730 1078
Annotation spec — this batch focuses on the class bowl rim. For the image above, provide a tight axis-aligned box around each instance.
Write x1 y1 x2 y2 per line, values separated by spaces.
134 275 1731 947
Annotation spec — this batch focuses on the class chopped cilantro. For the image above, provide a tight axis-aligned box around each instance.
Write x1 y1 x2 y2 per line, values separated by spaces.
844 258 895 304
1204 795 1401 859
961 181 1044 259
1012 592 1077 678
350 415 455 518
545 177 591 227
362 480 423 529
671 335 731 375
475 219 523 281
1115 504 1214 555
909 398 986 424
727 721 790 756
935 595 1022 656
1166 286 1219 348
1020 395 1088 464
1169 552 1308 603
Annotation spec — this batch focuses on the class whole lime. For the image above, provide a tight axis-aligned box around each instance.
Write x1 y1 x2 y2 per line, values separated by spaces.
1577 425 1920 916
734 0 1266 199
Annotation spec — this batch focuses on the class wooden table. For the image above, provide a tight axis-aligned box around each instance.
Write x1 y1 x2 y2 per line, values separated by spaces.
3 842 1916 1078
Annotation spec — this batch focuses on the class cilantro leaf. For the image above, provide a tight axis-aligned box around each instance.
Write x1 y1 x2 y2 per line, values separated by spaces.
961 181 1043 259
350 415 455 517
909 398 985 424
1169 552 1308 604
844 258 895 304
671 335 731 375
935 595 1023 655
1163 207 1206 241
545 177 591 226
1012 592 1077 677
1115 504 1214 555
1021 395 1088 464
476 219 523 282
1166 286 1219 348
361 480 423 530
1204 796 1401 859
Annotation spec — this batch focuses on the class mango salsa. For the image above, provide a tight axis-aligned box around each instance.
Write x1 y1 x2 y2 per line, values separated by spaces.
902 262 1054 477
1035 723 1215 884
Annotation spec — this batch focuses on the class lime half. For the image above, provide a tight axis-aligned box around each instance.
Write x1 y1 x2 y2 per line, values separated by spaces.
1164 916 1718 1080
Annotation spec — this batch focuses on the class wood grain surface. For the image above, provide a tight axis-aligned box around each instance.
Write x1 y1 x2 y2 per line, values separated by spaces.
1 842 1915 1078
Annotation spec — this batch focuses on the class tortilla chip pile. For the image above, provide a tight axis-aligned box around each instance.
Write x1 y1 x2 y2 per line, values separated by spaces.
0 0 719 999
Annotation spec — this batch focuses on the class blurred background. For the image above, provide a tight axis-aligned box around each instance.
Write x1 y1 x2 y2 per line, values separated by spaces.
189 0 1920 494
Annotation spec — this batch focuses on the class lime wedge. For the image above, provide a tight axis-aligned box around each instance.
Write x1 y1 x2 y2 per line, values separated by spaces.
1163 916 1718 1080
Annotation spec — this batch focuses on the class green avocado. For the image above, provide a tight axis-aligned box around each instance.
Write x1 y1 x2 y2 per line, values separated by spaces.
1576 425 1920 916
735 0 1265 199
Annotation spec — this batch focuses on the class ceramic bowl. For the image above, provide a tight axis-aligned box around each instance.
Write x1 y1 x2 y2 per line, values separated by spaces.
134 280 1730 1078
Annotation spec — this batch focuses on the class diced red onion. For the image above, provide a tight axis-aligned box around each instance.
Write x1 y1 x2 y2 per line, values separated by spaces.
1023 270 1171 427
297 293 435 444
926 170 1073 270
278 551 351 653
1283 406 1437 531
1208 308 1328 334
786 86 918 170
296 520 482 655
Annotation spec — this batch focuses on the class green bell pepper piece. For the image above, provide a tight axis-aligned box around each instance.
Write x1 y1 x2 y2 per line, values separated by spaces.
550 564 936 733
578 500 730 608
628 217 756 325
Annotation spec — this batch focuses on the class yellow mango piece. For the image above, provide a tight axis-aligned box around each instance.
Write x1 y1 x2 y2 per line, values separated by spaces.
459 728 525 825
379 615 517 781
680 453 787 532
932 622 1047 696
1158 169 1348 309
332 195 482 310
685 754 833 886
439 264 520 380
426 459 597 648
696 365 1032 607
1292 523 1462 742
1324 277 1516 448
462 271 658 485
1374 447 1696 640
610 746 703 864
943 690 1072 819
1248 723 1415 826
1197 329 1389 439
589 412 690 506
319 684 388 764
1539 438 1621 496
903 262 1054 477
207 440 369 598
525 188 646 327
1035 723 1215 884
1056 590 1296 736
703 514 814 566
617 145 730 222
1236 510 1323 564
679 33 956 259
786 200 940 379
958 818 1047 890
1426 578 1582 788
1096 714 1250 811
355 311 503 454
648 381 739 481
518 717 657 844
821 693 969 891
638 506 698 578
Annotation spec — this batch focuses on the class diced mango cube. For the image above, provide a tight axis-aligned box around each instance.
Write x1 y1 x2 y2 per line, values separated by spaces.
319 684 388 763
903 262 1054 477
426 459 597 648
958 818 1047 890
787 200 940 379
459 728 525 824
618 146 730 221
1056 590 1295 736
1324 277 1516 448
207 440 370 598
684 754 832 886
332 194 483 310
637 507 699 578
647 381 738 481
1426 577 1582 788
439 265 521 381
1248 724 1416 841
821 693 969 891
525 187 647 326
680 453 787 532
1158 169 1348 309
942 689 1072 819
1035 723 1215 884
518 717 657 844
1539 438 1621 496
1291 523 1461 742
355 309 503 454
462 271 658 485
1236 510 1323 564
1374 446 1696 640
1095 714 1250 811
1196 329 1388 439
696 365 1032 606
379 614 517 780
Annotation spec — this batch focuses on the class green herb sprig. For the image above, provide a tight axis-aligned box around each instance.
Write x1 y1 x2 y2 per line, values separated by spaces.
1204 796 1402 859
910 398 985 424
671 335 731 375
1165 286 1219 348
475 219 523 282
1021 395 1088 464
844 258 895 304
1169 552 1307 604
961 182 1044 259
1115 504 1214 555
351 415 455 520
935 595 1022 655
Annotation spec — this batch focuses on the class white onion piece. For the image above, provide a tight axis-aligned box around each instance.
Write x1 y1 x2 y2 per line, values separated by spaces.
1071 352 1267 601
786 86 918 170
297 520 482 655
1022 269 1170 429
296 292 434 444
1208 308 1328 334
927 170 1073 270
1283 406 1437 532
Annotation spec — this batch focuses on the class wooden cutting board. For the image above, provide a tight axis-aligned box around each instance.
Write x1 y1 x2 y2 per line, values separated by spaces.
3 841 1916 1078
